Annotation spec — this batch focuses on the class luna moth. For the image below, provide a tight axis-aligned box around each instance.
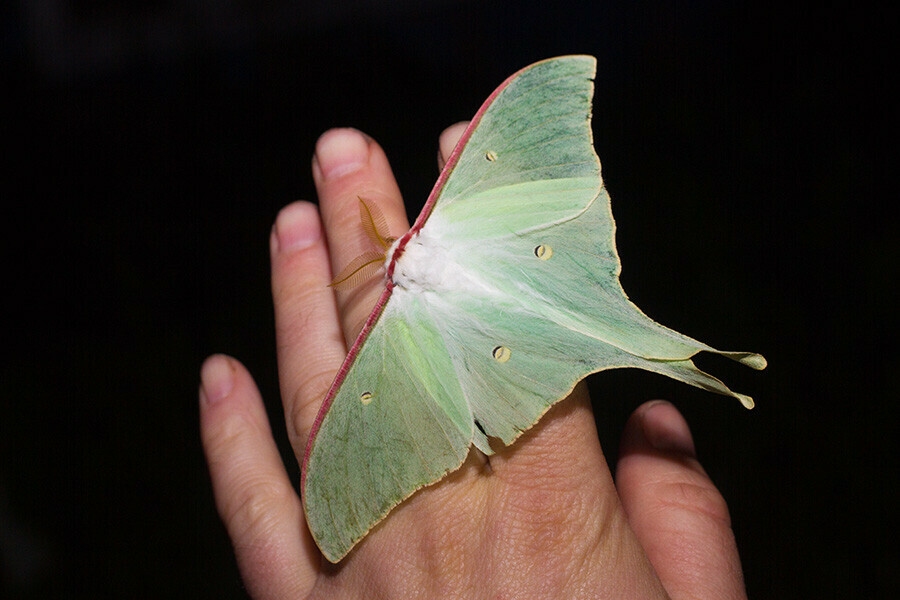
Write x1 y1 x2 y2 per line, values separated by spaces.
302 55 766 562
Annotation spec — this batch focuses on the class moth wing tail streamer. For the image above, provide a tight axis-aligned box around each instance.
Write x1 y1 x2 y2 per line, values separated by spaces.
433 184 764 411
420 284 761 452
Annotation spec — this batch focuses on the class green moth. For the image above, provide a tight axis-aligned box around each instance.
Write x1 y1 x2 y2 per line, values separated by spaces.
302 55 766 562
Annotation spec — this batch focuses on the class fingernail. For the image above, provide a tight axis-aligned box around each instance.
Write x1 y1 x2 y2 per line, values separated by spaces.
313 128 370 181
200 355 234 405
274 201 321 253
641 401 697 457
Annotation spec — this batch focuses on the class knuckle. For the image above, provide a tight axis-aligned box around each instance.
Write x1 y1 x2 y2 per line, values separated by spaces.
658 478 732 527
287 365 338 435
204 405 256 459
224 476 297 543
495 484 594 557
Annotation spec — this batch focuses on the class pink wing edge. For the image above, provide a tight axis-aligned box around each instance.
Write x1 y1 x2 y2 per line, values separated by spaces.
299 56 577 494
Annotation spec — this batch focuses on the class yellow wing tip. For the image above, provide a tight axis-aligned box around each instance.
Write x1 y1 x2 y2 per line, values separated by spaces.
743 353 768 371
736 393 755 410
722 351 767 371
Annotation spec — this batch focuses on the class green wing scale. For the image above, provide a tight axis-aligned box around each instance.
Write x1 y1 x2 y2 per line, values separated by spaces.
302 55 765 562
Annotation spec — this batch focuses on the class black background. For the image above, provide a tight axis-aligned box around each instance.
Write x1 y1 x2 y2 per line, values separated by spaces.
3 1 893 597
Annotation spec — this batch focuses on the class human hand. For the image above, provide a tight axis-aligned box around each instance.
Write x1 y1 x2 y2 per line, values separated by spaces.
199 126 748 599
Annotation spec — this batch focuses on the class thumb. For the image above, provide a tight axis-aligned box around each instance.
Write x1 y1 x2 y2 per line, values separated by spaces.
616 401 748 600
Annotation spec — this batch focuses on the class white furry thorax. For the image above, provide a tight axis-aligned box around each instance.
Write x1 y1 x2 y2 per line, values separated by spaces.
387 228 488 296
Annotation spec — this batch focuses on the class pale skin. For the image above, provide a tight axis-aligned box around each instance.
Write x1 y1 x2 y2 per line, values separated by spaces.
199 125 749 599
